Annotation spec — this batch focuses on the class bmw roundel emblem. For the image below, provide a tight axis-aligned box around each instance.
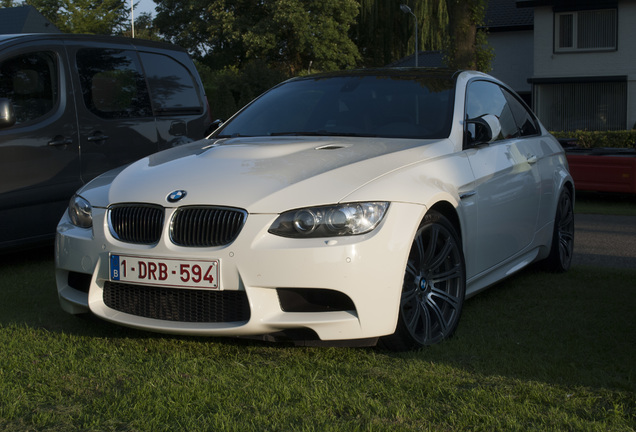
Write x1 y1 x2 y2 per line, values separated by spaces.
167 190 187 203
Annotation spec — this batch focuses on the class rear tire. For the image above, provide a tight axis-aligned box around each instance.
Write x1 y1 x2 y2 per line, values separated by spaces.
381 211 466 351
543 187 574 272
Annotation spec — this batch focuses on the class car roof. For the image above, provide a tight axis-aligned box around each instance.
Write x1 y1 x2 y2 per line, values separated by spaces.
290 67 462 82
0 33 187 52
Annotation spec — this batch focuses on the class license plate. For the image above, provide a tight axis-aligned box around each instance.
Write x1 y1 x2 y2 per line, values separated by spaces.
109 254 219 289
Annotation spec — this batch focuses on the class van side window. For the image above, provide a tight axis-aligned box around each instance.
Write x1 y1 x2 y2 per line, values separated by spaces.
76 49 152 119
0 51 58 125
139 52 203 115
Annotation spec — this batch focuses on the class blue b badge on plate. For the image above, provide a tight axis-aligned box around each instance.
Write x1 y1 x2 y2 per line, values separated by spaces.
110 254 120 280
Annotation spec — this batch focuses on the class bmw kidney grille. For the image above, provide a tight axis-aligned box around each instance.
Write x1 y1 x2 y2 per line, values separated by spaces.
109 205 164 245
108 205 246 247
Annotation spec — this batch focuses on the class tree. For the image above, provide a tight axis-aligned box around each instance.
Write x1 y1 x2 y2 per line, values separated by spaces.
154 0 360 75
444 0 493 71
120 12 162 40
354 0 448 67
25 0 130 35
198 60 287 120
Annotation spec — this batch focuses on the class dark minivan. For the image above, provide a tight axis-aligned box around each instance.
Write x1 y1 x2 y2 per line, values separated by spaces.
0 34 212 249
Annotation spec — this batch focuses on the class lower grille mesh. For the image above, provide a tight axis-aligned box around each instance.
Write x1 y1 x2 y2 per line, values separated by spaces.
103 282 250 323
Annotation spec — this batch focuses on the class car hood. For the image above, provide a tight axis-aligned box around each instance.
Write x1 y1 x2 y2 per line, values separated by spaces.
80 136 452 213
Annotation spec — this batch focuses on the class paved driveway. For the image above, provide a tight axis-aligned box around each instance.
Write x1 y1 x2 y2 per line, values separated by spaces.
572 214 636 269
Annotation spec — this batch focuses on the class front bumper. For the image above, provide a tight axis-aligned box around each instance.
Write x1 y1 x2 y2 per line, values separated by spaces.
55 202 425 341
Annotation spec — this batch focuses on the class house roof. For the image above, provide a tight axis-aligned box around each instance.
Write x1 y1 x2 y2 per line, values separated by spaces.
485 0 534 31
0 5 60 34
517 0 618 7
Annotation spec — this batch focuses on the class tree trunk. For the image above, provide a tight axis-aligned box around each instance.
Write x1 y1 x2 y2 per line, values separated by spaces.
446 0 477 70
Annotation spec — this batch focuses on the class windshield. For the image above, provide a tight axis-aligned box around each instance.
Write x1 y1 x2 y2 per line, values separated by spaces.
215 74 456 139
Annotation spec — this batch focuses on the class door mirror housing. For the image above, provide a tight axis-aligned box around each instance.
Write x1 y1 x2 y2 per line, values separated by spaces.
466 114 502 146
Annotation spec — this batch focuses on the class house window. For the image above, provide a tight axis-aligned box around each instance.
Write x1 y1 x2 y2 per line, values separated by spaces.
533 80 626 131
555 9 617 52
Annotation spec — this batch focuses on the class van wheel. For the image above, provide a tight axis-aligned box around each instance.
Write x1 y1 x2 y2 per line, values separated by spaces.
381 211 466 351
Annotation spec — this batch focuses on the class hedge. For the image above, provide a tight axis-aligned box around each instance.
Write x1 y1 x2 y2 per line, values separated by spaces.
550 130 636 149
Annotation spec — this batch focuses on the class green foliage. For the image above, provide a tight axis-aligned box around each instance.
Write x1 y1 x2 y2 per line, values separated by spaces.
355 0 448 67
551 130 636 149
444 0 492 72
197 60 287 121
475 28 494 73
25 0 130 34
120 12 162 41
155 0 360 76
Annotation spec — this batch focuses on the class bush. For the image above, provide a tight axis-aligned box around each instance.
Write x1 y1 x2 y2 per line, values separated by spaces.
550 130 636 149
196 60 287 121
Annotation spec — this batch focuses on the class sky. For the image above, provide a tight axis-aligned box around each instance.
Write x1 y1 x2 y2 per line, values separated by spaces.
132 0 156 17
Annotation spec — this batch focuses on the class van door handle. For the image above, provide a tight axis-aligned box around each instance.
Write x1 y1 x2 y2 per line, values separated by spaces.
87 133 109 143
48 136 73 146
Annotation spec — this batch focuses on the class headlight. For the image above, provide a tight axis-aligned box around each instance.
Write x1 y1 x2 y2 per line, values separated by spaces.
68 194 92 228
269 202 389 238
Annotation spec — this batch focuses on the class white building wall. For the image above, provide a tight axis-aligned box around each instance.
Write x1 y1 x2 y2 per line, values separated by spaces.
488 30 534 95
532 1 636 129
533 2 636 78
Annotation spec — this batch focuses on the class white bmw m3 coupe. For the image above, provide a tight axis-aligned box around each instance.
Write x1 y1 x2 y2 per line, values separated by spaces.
55 69 574 350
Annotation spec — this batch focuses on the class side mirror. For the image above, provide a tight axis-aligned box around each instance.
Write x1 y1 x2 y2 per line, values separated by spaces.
466 114 502 146
0 98 16 129
206 118 225 136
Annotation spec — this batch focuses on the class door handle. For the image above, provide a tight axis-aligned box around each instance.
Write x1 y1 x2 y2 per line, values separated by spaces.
526 154 537 164
48 136 73 146
87 133 109 143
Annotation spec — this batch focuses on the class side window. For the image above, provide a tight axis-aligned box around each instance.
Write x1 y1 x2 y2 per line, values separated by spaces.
76 49 152 119
139 52 203 114
465 80 518 141
502 89 540 136
0 51 58 125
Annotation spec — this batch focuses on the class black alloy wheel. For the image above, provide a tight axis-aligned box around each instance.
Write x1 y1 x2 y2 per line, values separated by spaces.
544 187 575 272
381 211 466 351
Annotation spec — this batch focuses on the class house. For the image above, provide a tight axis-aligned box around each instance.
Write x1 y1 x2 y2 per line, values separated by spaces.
389 0 535 106
485 0 534 106
391 0 634 133
0 5 60 34
518 0 636 131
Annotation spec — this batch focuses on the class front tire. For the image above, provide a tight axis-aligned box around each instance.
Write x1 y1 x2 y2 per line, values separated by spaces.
381 211 466 351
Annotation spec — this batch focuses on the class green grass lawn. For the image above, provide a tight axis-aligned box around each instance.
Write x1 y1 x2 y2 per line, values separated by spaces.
1 249 634 431
575 191 636 216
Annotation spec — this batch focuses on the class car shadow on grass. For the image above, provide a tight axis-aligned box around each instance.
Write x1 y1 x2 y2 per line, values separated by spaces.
2 248 635 391
393 265 636 392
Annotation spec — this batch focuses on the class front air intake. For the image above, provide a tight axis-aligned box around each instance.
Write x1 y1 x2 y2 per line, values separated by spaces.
103 281 251 323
